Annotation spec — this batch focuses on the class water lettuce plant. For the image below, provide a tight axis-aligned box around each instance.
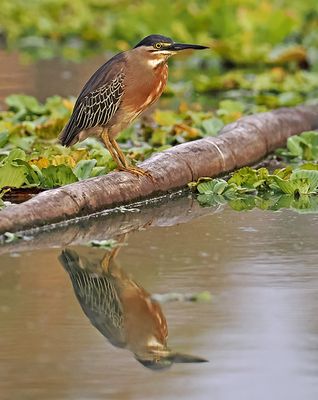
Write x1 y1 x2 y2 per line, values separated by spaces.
277 131 318 161
191 164 318 213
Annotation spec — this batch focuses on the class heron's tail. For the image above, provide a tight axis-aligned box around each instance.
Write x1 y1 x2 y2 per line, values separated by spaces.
58 117 78 146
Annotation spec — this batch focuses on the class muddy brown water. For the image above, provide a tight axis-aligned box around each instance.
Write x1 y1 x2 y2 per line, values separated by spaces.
0 50 109 106
1 202 318 400
1 50 318 399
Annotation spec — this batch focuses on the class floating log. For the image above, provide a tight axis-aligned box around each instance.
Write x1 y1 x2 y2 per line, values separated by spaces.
0 104 318 234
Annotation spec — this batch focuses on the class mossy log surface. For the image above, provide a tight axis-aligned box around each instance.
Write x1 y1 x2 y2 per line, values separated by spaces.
1 105 318 234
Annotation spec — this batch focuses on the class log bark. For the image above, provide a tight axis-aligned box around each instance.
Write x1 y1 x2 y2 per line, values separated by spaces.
0 104 318 234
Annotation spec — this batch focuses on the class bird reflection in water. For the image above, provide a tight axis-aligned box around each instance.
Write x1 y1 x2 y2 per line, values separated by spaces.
59 237 207 370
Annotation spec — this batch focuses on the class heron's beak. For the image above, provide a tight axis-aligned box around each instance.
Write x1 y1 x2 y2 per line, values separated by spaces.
169 43 209 51
168 352 209 363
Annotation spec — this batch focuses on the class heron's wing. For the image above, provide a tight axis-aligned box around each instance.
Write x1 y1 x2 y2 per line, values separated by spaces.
59 250 125 348
59 53 126 146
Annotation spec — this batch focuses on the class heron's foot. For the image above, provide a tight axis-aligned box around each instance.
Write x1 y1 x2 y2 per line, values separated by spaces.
118 165 152 177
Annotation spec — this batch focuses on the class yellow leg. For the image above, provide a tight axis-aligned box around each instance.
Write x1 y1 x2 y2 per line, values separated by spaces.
101 130 124 168
101 251 112 273
102 130 151 177
101 233 127 274
110 137 129 168
110 137 152 177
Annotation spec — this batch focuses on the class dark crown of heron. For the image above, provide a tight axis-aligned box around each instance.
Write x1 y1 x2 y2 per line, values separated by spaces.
134 34 174 51
134 34 208 55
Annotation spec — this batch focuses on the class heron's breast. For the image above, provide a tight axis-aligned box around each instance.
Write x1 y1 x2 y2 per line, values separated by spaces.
123 63 168 118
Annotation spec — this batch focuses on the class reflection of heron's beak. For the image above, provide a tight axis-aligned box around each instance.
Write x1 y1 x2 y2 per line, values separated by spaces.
135 349 208 370
169 352 208 363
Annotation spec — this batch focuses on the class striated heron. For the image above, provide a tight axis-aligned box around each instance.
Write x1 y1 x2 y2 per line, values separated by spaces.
59 241 207 369
59 34 208 176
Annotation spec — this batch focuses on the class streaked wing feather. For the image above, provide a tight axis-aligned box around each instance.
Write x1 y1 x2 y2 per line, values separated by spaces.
75 73 125 131
59 53 126 146
59 250 125 347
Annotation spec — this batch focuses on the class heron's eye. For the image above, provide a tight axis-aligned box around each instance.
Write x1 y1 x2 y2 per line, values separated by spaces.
154 43 162 49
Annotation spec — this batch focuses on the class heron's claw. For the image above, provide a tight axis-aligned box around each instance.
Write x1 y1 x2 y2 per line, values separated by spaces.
118 165 152 178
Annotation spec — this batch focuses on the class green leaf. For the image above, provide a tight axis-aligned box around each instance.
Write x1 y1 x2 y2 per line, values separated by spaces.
13 159 40 186
3 232 20 243
278 92 303 107
41 165 78 188
197 193 228 207
188 291 212 302
271 175 295 194
218 100 244 113
285 131 318 161
0 132 9 148
9 134 35 152
213 180 228 194
90 166 108 177
291 196 318 214
0 162 28 189
45 96 71 118
6 95 46 115
196 178 232 196
228 167 268 189
269 194 294 211
153 110 181 126
197 180 216 194
73 159 97 180
6 148 27 163
286 136 303 157
87 239 119 249
299 163 318 171
151 129 168 146
291 169 318 193
201 118 224 136
229 196 256 211
272 169 318 195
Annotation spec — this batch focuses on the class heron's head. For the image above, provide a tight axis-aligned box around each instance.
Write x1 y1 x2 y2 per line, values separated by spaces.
135 347 208 371
133 34 208 67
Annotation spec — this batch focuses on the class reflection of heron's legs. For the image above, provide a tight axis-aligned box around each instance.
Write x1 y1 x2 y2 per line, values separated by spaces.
101 233 128 273
100 252 113 272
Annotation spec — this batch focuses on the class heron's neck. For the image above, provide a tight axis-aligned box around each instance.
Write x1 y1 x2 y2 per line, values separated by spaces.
147 56 168 69
129 47 170 71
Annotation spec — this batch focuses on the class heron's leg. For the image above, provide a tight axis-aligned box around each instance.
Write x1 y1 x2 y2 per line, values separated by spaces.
109 137 129 168
101 233 127 274
111 233 128 259
110 137 152 177
102 129 151 177
100 252 112 273
101 130 124 168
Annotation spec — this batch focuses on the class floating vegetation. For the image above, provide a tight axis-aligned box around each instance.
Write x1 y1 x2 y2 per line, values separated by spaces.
277 131 318 162
1 0 318 69
0 95 248 198
191 162 318 213
87 239 121 249
151 291 212 303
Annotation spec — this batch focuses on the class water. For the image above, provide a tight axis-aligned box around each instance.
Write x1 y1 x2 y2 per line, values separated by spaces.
1 200 318 400
0 50 108 107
